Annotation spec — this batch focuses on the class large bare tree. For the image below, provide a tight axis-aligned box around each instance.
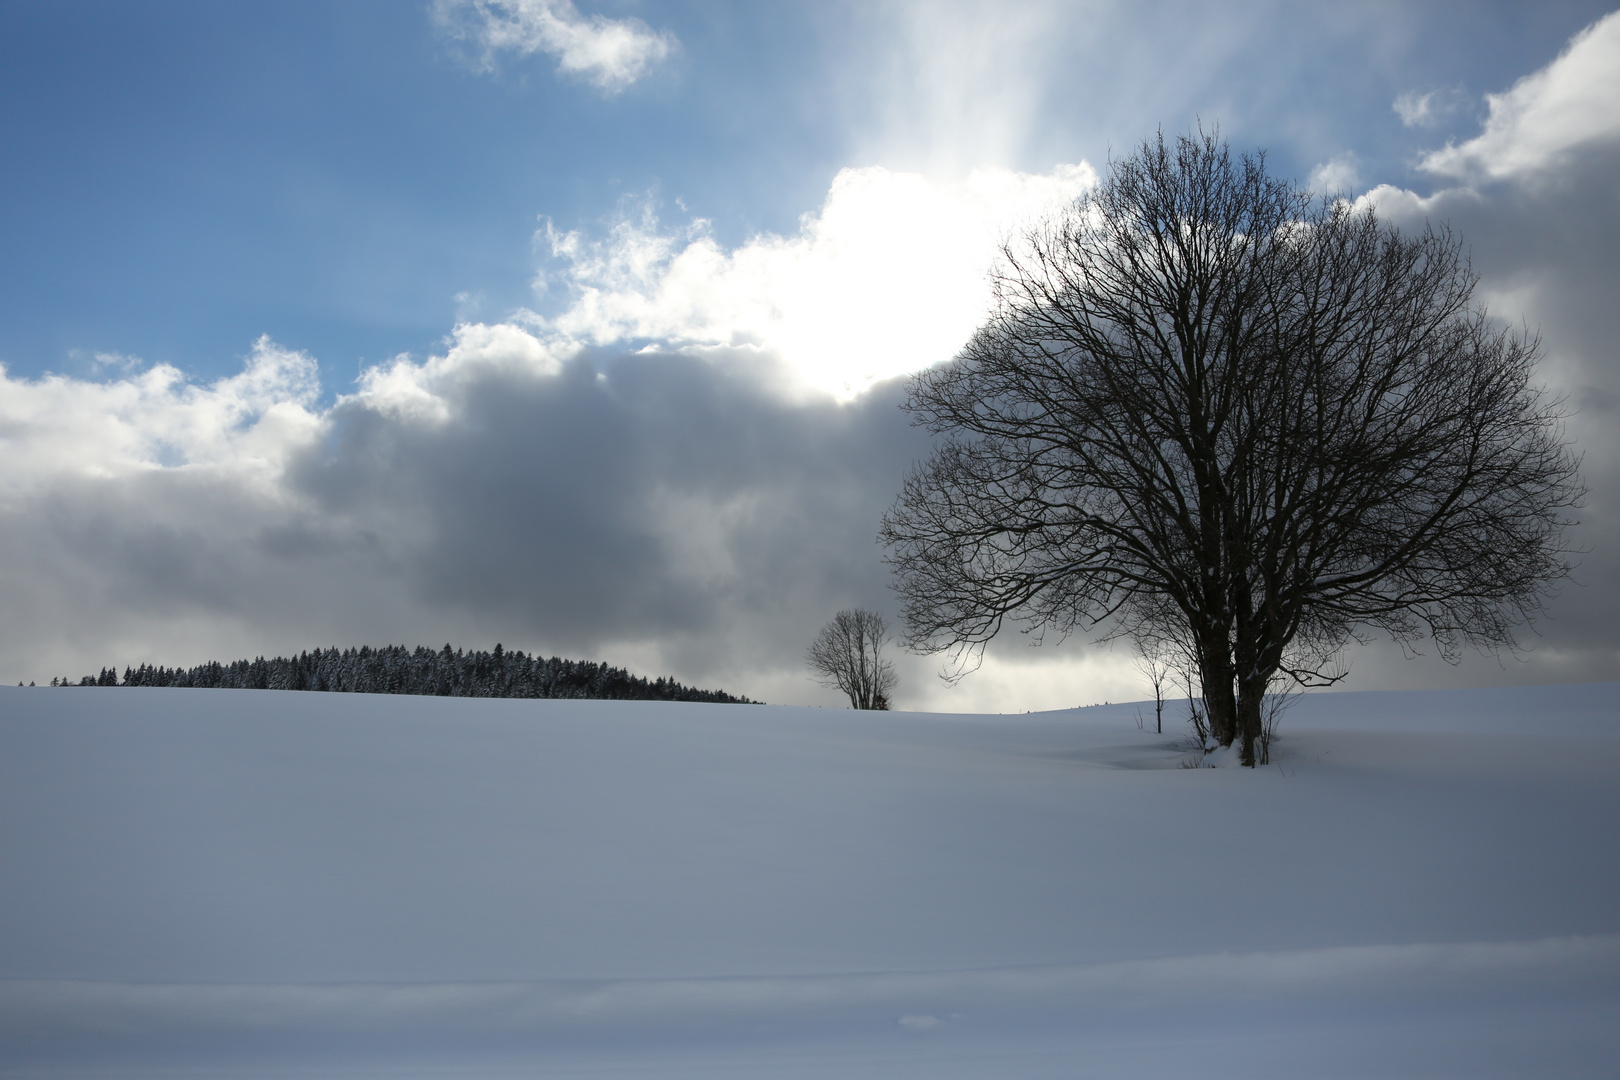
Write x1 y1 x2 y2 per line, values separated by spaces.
881 131 1583 766
807 608 898 710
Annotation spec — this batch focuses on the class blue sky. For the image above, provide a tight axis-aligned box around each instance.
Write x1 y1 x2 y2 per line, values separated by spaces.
3 1 1608 385
1 1 1617 705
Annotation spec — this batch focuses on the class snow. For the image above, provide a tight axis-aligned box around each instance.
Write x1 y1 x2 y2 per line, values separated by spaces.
1 682 1616 1077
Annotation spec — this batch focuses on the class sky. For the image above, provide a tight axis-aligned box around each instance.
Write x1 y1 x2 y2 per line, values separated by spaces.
1 0 1617 708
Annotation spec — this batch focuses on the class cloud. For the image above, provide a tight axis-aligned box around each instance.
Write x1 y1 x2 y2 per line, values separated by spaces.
1419 10 1620 183
1392 87 1468 130
356 321 565 424
0 336 321 495
0 161 1118 706
434 0 676 92
0 346 942 702
1346 13 1620 690
533 164 1096 401
1307 153 1361 195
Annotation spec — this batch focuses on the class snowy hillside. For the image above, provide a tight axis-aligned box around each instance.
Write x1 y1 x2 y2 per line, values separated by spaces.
1 683 1616 1078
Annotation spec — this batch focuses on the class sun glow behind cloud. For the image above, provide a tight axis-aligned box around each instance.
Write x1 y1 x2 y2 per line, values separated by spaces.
528 163 1097 401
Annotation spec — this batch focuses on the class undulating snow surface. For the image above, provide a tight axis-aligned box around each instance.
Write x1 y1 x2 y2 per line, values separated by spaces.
1 683 1616 1077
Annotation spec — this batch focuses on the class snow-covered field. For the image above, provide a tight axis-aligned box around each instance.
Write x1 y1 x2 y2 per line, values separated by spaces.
1 682 1616 1078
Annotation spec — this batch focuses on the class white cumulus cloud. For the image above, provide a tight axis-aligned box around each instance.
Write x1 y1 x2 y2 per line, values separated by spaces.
355 321 564 424
1419 10 1620 183
0 336 322 497
434 0 676 92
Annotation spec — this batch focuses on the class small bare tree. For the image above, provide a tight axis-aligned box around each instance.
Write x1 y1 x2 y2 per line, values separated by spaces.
808 608 898 710
1135 648 1170 734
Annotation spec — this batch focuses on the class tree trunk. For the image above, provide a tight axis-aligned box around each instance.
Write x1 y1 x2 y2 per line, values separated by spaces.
1236 685 1261 767
1196 637 1238 747
1236 667 1274 767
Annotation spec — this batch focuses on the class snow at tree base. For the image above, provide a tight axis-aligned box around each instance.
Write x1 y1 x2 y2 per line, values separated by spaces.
1 682 1616 1078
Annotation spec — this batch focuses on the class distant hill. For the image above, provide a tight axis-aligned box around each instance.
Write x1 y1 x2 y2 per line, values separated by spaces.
59 644 756 704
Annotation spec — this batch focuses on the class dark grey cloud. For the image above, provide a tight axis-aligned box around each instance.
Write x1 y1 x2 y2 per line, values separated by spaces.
291 351 932 682
0 349 934 703
1348 144 1620 689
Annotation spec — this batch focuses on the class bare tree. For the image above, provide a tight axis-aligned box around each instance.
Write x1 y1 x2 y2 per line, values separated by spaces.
1135 648 1170 735
881 130 1583 767
807 608 898 710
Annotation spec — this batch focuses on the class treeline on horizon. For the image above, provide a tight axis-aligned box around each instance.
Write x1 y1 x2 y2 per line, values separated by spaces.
51 644 757 704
